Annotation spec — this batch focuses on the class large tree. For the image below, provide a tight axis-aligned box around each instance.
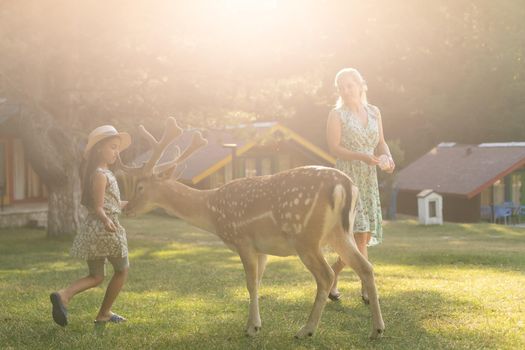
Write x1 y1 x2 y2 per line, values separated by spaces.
1 85 83 236
1 0 524 236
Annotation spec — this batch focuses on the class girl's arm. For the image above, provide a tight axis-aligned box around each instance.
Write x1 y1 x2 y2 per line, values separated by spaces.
373 106 396 173
120 201 128 209
326 109 380 165
92 172 117 232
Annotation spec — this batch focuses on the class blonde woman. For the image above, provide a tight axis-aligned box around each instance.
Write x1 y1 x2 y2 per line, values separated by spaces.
326 68 395 303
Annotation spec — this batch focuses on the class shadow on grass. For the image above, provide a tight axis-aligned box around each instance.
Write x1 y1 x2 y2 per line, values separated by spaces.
1 224 521 349
45 291 509 349
371 248 525 272
0 286 509 350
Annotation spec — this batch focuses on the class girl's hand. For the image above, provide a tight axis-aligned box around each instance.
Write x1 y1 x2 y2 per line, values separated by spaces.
104 218 117 232
120 200 128 209
363 154 380 166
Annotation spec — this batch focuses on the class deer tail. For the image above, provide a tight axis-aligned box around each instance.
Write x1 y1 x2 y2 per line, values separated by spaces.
333 182 358 232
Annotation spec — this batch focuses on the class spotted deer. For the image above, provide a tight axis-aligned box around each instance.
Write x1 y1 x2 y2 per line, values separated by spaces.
119 117 384 339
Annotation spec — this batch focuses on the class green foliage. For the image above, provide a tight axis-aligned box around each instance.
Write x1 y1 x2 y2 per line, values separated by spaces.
1 1 524 162
1 215 524 349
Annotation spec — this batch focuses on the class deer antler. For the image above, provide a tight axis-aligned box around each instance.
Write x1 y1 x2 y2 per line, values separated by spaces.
115 154 145 177
140 117 183 175
118 118 207 178
153 131 208 174
117 117 182 177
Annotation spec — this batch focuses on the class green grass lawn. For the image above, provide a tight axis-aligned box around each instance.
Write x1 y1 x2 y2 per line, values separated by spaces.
1 214 524 349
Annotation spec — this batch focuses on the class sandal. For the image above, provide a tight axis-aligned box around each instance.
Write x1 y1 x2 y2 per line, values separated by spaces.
50 292 68 327
94 313 127 325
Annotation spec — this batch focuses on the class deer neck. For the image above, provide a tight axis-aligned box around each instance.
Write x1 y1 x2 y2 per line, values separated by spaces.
155 180 217 233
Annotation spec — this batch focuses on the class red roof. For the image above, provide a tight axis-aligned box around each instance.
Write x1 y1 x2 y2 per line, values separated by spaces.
395 143 525 198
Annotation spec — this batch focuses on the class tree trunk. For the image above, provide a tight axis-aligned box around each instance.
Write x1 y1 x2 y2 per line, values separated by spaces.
46 163 84 237
4 93 84 237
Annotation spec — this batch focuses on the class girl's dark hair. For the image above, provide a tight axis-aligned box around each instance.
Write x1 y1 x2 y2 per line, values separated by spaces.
80 136 118 209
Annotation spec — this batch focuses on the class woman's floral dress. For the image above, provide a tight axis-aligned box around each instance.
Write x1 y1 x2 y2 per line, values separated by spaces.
335 104 383 246
71 168 128 259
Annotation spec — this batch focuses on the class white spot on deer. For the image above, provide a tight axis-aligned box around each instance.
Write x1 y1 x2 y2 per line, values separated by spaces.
305 198 311 206
293 223 302 234
233 211 277 230
303 191 320 228
294 198 299 205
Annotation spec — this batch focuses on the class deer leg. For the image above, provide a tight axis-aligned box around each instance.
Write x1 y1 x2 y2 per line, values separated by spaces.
330 230 385 339
329 257 345 300
257 254 267 287
238 247 262 336
294 247 334 338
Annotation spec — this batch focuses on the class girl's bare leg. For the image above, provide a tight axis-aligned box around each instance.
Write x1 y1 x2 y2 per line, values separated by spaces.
57 275 105 307
96 268 128 321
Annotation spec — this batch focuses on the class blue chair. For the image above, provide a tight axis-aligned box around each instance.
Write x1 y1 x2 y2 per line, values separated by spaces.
494 205 512 225
503 201 520 224
480 205 492 221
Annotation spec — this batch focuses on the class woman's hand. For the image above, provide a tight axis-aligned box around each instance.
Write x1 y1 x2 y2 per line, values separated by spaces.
382 155 396 173
103 218 117 232
363 154 380 166
120 200 128 209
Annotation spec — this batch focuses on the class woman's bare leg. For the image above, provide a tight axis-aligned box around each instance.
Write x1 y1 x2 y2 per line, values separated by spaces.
354 232 372 302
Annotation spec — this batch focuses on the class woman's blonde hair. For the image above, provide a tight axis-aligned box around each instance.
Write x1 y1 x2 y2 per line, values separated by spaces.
334 68 368 108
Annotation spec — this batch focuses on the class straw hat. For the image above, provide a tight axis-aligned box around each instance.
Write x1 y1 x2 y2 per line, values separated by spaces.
83 125 131 159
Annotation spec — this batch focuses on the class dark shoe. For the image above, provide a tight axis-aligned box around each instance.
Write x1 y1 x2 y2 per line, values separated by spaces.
328 292 341 301
50 292 68 327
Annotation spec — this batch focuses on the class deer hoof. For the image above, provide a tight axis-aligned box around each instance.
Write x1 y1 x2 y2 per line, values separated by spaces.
245 325 261 337
369 327 385 340
328 291 341 301
294 326 315 339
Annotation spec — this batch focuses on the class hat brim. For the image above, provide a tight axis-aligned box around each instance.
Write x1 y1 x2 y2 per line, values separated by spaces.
83 132 131 159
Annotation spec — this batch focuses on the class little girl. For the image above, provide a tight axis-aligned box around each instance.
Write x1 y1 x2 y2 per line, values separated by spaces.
50 125 131 327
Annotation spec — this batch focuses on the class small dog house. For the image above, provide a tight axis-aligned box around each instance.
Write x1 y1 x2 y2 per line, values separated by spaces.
417 189 443 225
